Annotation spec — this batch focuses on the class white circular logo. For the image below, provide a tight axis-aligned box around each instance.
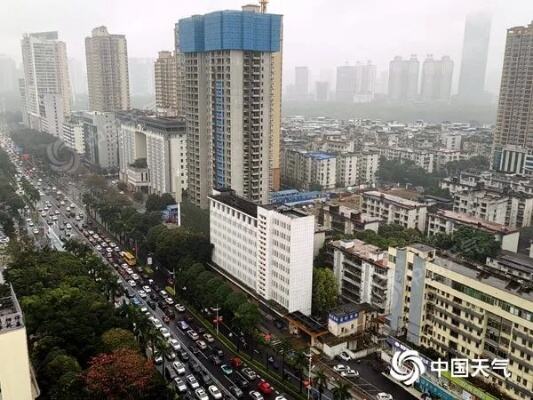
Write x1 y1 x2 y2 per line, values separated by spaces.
390 350 426 386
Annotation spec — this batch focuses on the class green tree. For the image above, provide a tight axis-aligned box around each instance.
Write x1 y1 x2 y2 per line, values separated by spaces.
312 267 338 316
452 226 500 262
233 302 260 334
332 381 351 400
101 328 139 352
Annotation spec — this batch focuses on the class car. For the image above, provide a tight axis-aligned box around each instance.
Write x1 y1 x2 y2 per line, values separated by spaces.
376 394 393 400
131 273 140 281
175 303 186 312
341 368 359 378
203 333 214 343
257 380 273 395
52 215 58 221
333 364 348 373
131 297 142 306
189 361 202 374
200 373 212 386
165 351 177 361
28 221 34 227
196 340 207 350
163 315 171 324
338 351 351 362
220 364 233 375
165 297 175 305
235 376 249 389
169 338 181 351
142 285 152 293
160 289 169 298
187 330 199 340
32 228 39 234
194 388 209 400
208 385 223 400
160 327 171 339
149 317 163 329
138 290 147 299
210 354 222 366
154 354 163 365
241 367 257 381
174 377 188 393
179 350 189 362
55 210 60 215
229 386 243 398
178 321 190 331
173 361 186 375
41 212 47 217
275 396 288 400
249 391 264 400
212 347 224 358
231 357 243 369
127 279 136 287
186 374 199 389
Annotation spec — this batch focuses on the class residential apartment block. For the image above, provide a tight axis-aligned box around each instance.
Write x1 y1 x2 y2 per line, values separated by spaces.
118 111 187 201
427 209 519 252
331 239 394 314
453 190 510 226
85 26 130 112
336 152 379 187
379 146 435 173
281 150 336 190
362 190 428 231
0 284 39 400
61 117 85 155
20 31 71 133
420 55 453 102
388 55 419 102
389 244 532 400
80 111 119 170
178 6 283 208
210 190 314 315
154 51 181 117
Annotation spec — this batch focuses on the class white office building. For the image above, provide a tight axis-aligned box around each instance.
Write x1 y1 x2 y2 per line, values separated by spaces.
61 117 85 155
210 190 314 315
81 111 119 170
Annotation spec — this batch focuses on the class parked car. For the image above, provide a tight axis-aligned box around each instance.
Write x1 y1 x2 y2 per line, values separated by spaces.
174 377 188 393
186 374 199 389
208 385 223 400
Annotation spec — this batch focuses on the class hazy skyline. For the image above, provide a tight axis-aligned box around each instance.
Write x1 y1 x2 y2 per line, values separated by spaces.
3 0 533 95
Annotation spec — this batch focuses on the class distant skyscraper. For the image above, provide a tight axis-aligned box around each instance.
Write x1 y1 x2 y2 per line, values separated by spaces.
129 57 154 96
457 12 491 103
68 58 87 96
0 55 18 93
177 5 283 208
294 66 309 100
492 22 533 174
315 81 329 101
154 51 179 116
388 55 419 101
420 55 453 102
85 26 130 112
335 65 357 102
20 31 71 132
354 61 376 102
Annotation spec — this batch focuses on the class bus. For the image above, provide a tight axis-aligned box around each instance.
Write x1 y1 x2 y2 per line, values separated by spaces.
121 251 137 266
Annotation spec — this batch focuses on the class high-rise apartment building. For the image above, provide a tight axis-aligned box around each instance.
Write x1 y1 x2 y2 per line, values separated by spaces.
457 12 491 103
85 26 130 112
420 55 454 102
493 22 533 175
335 62 376 102
294 66 309 100
20 31 71 131
154 51 179 117
177 5 283 208
80 111 119 170
0 284 39 399
388 55 419 101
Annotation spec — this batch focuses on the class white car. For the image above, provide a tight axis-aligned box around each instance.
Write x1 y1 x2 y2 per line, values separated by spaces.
32 228 39 234
376 394 393 400
41 212 47 217
52 215 58 221
175 304 186 312
195 388 209 400
172 361 186 375
142 285 152 293
165 297 175 305
338 351 351 361
186 374 199 389
149 317 162 329
127 279 136 287
168 338 181 351
341 368 359 378
203 333 214 343
160 290 168 298
95 245 102 251
196 340 207 350
138 290 147 299
55 210 60 215
160 327 171 339
174 377 187 393
208 385 223 400
131 273 140 281
28 221 34 227
333 364 349 373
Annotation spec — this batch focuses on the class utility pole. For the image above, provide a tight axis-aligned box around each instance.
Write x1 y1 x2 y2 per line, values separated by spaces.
307 347 313 400
216 304 219 335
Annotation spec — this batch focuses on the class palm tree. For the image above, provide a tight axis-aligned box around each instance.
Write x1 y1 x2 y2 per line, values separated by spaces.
154 334 171 373
313 369 328 400
293 351 308 393
332 381 351 400
277 337 292 381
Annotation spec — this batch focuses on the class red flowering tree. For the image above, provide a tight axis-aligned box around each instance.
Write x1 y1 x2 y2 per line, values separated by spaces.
85 349 155 399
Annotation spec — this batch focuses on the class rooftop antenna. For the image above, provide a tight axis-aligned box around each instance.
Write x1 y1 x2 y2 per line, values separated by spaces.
260 0 268 13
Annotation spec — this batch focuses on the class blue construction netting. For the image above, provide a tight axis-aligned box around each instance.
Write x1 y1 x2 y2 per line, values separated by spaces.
178 10 282 53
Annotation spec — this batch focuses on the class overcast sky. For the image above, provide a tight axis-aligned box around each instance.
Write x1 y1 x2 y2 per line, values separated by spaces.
3 0 533 94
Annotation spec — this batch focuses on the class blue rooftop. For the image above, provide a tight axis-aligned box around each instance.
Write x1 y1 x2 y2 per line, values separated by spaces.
306 152 335 161
178 10 282 53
